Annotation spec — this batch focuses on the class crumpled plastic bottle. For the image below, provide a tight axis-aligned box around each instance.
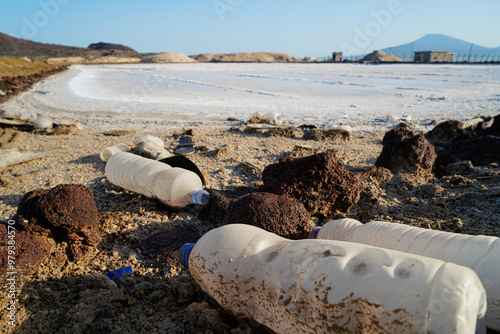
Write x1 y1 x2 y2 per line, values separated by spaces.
311 218 500 331
181 224 486 333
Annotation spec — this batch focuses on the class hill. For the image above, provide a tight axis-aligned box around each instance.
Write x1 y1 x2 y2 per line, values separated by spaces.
88 42 137 53
380 34 500 61
0 32 140 61
0 32 89 60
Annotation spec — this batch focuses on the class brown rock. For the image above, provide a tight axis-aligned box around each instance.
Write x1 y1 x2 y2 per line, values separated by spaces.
223 192 314 239
449 136 500 166
425 120 463 143
264 127 297 137
375 128 437 173
303 129 350 141
198 189 246 223
16 184 101 246
0 224 53 283
259 151 361 216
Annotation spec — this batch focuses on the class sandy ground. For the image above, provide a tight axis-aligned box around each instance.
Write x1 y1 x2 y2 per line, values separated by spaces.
0 121 498 333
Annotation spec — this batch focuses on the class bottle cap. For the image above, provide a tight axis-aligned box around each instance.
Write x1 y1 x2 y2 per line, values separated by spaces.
179 243 195 268
192 189 210 205
106 265 133 279
309 226 321 239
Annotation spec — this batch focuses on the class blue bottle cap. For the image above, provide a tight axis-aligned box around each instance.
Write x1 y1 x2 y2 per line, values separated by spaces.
179 243 195 268
192 189 210 205
309 226 321 239
106 265 133 279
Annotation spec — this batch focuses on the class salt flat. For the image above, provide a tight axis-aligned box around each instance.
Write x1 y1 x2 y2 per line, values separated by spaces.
3 63 500 130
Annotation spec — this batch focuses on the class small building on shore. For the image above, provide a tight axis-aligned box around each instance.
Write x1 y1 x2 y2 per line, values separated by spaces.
331 52 343 62
414 51 455 63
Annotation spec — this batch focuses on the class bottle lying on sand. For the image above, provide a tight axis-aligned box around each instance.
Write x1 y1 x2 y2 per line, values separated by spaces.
105 152 209 209
99 143 130 162
310 218 500 331
180 224 486 334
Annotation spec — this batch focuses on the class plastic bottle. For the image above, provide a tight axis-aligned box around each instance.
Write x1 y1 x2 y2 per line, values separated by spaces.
99 143 130 162
310 218 500 331
105 152 209 209
254 112 283 125
180 224 486 334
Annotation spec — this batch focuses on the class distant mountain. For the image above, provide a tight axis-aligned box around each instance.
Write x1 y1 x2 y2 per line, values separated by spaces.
0 32 89 60
88 42 137 53
380 34 500 61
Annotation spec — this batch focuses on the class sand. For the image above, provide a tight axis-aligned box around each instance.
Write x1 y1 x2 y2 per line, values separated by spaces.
1 64 499 333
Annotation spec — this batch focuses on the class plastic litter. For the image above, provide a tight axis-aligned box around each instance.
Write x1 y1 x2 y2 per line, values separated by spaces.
106 265 133 279
180 224 486 333
135 135 172 160
105 152 209 209
99 143 130 162
174 136 195 155
252 112 283 125
0 148 47 171
311 218 500 331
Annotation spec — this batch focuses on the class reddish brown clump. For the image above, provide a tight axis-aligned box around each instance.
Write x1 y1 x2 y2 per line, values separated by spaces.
223 192 314 239
375 128 437 173
259 151 361 217
16 184 101 246
0 224 53 284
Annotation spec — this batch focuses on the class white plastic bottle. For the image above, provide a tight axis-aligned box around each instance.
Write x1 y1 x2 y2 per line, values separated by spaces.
99 143 130 162
311 219 500 331
180 224 486 334
105 152 208 209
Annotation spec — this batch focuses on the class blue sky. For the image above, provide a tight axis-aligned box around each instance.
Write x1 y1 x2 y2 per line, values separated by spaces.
1 0 499 57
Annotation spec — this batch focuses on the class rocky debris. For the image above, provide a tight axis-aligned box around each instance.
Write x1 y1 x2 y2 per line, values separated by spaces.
199 190 313 239
16 184 102 251
449 136 500 166
259 151 361 217
264 127 298 138
425 120 469 143
303 128 351 141
102 130 131 137
444 160 474 175
426 115 500 174
198 189 247 223
0 224 54 284
222 192 314 239
375 128 437 173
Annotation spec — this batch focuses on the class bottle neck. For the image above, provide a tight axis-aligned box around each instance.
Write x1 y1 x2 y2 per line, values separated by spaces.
192 189 210 205
309 226 321 239
179 243 195 268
